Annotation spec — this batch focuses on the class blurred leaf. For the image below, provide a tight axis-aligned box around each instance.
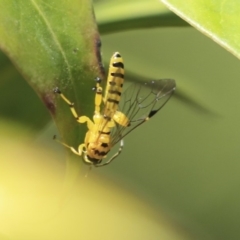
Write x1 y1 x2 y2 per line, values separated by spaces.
95 0 188 34
162 0 240 59
0 120 201 240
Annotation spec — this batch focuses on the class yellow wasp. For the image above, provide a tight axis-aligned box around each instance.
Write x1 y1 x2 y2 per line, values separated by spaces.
54 52 176 167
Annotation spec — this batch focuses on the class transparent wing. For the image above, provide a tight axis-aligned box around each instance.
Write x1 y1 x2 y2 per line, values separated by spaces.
110 79 176 146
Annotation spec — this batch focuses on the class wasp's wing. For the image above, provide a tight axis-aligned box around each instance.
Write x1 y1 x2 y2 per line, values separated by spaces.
111 79 176 146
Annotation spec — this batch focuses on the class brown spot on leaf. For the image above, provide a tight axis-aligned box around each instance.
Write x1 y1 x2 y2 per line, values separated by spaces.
41 92 56 115
95 36 105 76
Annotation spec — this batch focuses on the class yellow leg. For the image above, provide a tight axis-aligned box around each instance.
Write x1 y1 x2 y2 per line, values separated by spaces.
53 87 81 121
54 87 96 129
53 135 83 157
93 77 103 114
78 116 94 130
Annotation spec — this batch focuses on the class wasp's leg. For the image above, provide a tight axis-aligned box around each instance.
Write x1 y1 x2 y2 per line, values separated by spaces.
95 139 124 167
93 77 103 114
113 111 130 127
53 135 83 157
78 116 94 130
53 87 83 122
53 87 95 128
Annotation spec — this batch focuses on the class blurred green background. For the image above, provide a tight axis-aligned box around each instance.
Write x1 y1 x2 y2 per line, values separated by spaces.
100 27 240 239
1 0 240 239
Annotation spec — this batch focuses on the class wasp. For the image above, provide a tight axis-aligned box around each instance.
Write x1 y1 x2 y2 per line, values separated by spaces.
54 52 176 167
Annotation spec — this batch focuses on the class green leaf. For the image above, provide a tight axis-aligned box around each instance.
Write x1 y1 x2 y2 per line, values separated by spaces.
0 51 50 129
0 0 102 164
162 0 240 59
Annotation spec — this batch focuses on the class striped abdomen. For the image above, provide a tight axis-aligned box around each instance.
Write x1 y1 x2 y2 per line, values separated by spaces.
103 52 124 119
